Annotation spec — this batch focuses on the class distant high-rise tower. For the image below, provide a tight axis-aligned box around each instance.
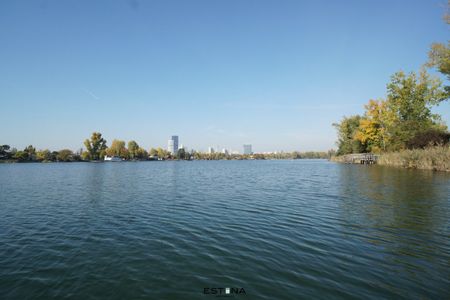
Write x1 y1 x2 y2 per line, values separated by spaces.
243 144 252 155
168 135 179 154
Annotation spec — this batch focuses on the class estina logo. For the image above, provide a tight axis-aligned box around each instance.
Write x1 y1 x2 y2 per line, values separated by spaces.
203 287 246 297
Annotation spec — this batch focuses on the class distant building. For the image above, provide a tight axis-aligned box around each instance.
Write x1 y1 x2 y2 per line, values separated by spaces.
168 135 179 154
208 147 214 154
243 144 252 155
222 148 228 155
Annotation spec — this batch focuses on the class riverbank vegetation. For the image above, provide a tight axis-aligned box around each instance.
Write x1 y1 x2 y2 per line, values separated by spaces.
332 14 450 170
377 146 450 172
333 69 449 155
0 134 332 163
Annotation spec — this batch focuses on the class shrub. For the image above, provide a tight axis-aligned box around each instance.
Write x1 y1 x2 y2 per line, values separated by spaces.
406 129 450 149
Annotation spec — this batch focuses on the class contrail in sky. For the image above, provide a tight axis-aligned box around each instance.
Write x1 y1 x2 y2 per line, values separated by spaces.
81 88 100 100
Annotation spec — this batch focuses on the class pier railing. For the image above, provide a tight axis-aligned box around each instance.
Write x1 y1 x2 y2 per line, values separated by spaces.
342 153 379 164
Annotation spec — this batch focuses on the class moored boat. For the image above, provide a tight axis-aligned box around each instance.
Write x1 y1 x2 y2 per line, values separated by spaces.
104 155 122 162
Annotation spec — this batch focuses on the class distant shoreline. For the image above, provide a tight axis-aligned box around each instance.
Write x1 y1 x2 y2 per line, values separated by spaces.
0 157 330 164
0 140 333 163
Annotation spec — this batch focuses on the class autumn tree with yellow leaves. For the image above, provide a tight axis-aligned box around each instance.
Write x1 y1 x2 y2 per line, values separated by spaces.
335 69 448 155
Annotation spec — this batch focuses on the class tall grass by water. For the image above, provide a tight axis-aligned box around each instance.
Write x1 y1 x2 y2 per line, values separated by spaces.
378 146 450 172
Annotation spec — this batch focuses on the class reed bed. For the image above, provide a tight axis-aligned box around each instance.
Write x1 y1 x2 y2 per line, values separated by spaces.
377 146 450 172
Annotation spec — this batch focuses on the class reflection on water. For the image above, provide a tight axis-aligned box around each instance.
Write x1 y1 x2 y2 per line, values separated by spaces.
339 165 449 231
338 165 450 297
0 161 449 299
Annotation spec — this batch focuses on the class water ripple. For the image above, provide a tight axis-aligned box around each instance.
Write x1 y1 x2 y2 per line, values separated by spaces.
0 161 449 299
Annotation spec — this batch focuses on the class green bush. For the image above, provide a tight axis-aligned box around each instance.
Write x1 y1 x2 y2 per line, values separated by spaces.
406 129 450 149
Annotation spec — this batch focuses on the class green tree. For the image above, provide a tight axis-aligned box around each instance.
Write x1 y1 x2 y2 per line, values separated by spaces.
176 148 186 160
333 115 365 155
51 151 59 161
156 147 168 159
149 148 158 157
386 69 448 150
426 5 450 93
81 151 91 161
427 42 450 83
84 132 107 160
127 140 139 159
57 149 74 162
14 151 28 161
136 147 148 160
106 139 127 158
36 149 52 162
24 145 36 161
13 146 35 161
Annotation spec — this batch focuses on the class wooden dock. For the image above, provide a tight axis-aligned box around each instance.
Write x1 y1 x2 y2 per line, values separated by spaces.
342 153 379 164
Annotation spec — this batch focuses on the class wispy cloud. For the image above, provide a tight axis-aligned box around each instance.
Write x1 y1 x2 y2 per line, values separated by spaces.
81 88 100 100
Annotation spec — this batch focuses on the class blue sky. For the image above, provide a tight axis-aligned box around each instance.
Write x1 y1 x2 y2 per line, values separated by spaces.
1 0 449 152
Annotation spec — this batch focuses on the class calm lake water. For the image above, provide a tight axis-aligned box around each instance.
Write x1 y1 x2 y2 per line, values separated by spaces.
0 160 449 299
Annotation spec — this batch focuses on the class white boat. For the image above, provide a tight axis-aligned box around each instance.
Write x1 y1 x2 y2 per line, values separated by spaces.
104 155 122 162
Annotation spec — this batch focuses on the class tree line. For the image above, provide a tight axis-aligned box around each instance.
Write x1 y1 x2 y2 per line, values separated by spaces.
333 22 450 155
0 132 333 162
0 145 81 162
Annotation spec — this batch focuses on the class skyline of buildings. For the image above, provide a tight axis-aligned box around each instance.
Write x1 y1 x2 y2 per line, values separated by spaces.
168 135 253 155
163 134 328 155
